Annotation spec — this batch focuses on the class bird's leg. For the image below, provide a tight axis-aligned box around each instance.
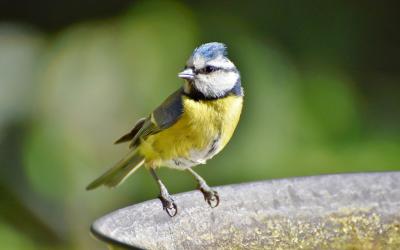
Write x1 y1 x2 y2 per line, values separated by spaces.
150 168 177 217
187 168 220 208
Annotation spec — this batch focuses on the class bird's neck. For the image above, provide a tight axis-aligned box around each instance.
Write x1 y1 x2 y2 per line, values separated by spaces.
183 79 243 101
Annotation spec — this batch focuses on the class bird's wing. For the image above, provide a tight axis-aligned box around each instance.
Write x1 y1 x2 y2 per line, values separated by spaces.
114 88 185 148
152 87 185 129
114 118 146 144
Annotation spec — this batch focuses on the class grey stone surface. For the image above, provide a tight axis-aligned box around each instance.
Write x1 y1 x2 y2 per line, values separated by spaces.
91 172 400 249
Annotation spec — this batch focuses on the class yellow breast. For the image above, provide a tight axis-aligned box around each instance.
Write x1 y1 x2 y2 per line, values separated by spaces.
139 95 243 167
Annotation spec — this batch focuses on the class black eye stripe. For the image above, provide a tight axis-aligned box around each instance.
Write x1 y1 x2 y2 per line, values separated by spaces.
196 66 220 74
205 66 217 73
195 67 238 75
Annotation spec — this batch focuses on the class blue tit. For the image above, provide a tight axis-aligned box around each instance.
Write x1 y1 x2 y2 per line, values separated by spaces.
86 42 244 216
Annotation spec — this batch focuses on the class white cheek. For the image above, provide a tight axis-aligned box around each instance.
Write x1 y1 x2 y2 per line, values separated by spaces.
195 71 239 97
213 71 239 90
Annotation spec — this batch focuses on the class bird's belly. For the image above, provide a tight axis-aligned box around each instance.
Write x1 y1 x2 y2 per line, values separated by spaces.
162 134 222 169
139 95 243 169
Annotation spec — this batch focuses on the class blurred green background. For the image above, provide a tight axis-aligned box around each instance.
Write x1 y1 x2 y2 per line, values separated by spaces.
0 0 399 249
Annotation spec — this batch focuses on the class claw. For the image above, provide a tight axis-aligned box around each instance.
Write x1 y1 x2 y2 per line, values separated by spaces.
150 169 178 217
187 168 220 208
200 188 220 208
166 202 178 217
159 195 178 217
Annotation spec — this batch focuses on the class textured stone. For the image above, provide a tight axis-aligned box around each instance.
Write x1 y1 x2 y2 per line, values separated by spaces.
91 172 400 249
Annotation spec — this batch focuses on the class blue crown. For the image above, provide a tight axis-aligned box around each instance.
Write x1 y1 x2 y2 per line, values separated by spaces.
193 42 227 60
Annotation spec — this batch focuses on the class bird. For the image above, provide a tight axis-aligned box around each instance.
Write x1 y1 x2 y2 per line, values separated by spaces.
86 42 244 216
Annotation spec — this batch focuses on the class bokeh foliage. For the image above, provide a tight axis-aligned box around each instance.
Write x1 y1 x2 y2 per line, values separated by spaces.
0 1 399 249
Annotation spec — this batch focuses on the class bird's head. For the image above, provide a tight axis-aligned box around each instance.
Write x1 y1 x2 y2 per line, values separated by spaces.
178 42 241 99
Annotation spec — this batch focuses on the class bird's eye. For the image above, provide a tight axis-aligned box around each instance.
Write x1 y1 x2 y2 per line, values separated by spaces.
203 66 217 74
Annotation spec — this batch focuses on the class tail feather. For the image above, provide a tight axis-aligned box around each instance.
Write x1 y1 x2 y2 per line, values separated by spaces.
86 150 145 190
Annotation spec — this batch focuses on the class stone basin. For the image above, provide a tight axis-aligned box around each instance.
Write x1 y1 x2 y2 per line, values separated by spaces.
91 172 400 249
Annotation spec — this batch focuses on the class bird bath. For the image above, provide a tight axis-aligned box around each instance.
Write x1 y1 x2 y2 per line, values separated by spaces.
91 172 400 249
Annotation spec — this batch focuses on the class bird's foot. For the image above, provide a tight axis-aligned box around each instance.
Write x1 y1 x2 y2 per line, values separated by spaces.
199 184 220 208
158 186 178 217
150 168 178 217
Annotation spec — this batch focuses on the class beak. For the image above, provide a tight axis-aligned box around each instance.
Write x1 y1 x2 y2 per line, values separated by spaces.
178 68 195 80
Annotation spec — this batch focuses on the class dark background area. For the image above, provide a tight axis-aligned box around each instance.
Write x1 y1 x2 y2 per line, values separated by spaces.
1 1 399 130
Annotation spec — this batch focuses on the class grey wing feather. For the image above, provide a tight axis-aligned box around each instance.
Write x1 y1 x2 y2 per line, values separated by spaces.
128 88 184 148
114 118 146 144
152 88 184 129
